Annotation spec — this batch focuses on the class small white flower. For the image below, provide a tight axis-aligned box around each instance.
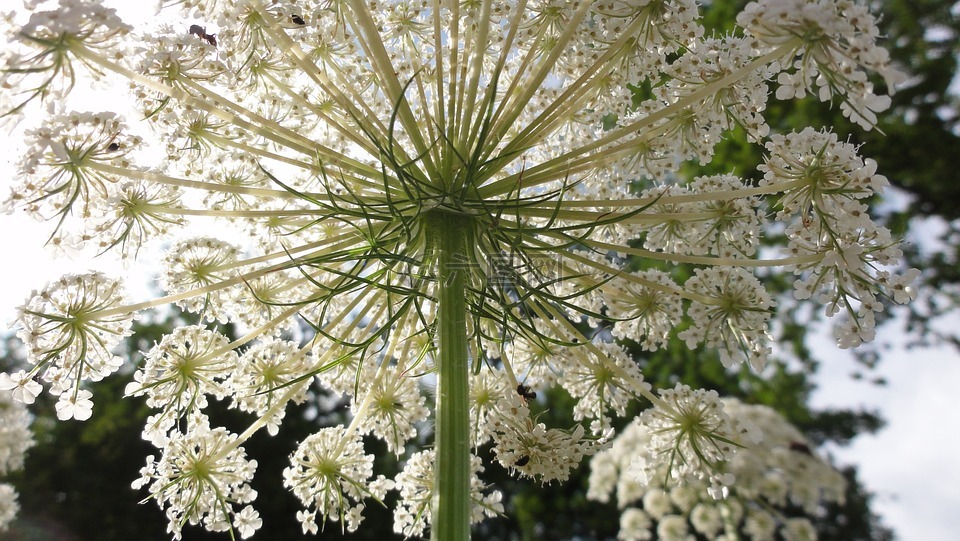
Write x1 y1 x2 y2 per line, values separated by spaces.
618 508 652 541
233 506 262 539
296 509 318 535
0 483 22 532
0 371 42 405
55 389 94 421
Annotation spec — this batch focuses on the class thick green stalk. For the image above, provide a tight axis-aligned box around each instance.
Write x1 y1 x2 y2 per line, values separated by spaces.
430 212 472 541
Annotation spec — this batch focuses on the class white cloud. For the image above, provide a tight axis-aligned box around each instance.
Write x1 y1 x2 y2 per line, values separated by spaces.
812 326 960 541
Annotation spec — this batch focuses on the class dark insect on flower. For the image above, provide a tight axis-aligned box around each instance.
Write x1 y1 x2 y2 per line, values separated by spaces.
788 441 813 455
515 455 530 467
189 24 217 47
107 142 120 152
292 14 306 25
516 384 536 402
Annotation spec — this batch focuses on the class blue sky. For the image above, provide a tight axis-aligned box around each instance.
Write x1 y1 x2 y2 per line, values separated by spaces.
811 328 960 540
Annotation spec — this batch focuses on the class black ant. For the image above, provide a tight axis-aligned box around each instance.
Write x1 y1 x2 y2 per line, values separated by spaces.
189 24 217 47
516 384 536 402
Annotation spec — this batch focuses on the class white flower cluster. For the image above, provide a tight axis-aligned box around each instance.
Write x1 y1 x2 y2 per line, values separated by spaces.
229 339 313 433
631 384 755 493
392 450 503 537
132 421 260 539
589 398 847 541
126 325 238 442
679 268 775 371
283 426 389 534
762 128 917 348
487 392 611 483
351 365 430 455
8 272 134 418
0 0 916 537
0 392 34 531
738 0 905 129
1 111 162 257
0 1 130 121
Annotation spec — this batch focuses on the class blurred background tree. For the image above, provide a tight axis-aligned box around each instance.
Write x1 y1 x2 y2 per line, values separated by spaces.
4 0 957 539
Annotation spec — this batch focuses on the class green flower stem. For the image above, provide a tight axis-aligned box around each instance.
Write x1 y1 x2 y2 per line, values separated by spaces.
479 39 806 197
69 43 381 179
86 162 304 199
511 177 809 209
251 8 395 150
542 231 824 268
430 211 472 541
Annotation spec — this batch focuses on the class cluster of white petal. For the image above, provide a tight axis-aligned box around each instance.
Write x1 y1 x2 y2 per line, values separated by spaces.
160 237 242 318
283 426 389 534
0 1 130 121
126 325 237 442
0 0 917 537
678 267 775 370
589 398 846 541
606 269 684 351
488 393 611 483
230 339 312 434
392 450 503 537
351 365 430 455
0 393 33 476
762 128 920 347
0 484 20 533
468 368 512 446
1 111 156 256
558 341 650 423
133 421 260 539
738 0 905 129
630 384 754 491
7 272 133 414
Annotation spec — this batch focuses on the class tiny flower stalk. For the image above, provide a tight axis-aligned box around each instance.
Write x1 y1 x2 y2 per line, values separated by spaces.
1 1 918 539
